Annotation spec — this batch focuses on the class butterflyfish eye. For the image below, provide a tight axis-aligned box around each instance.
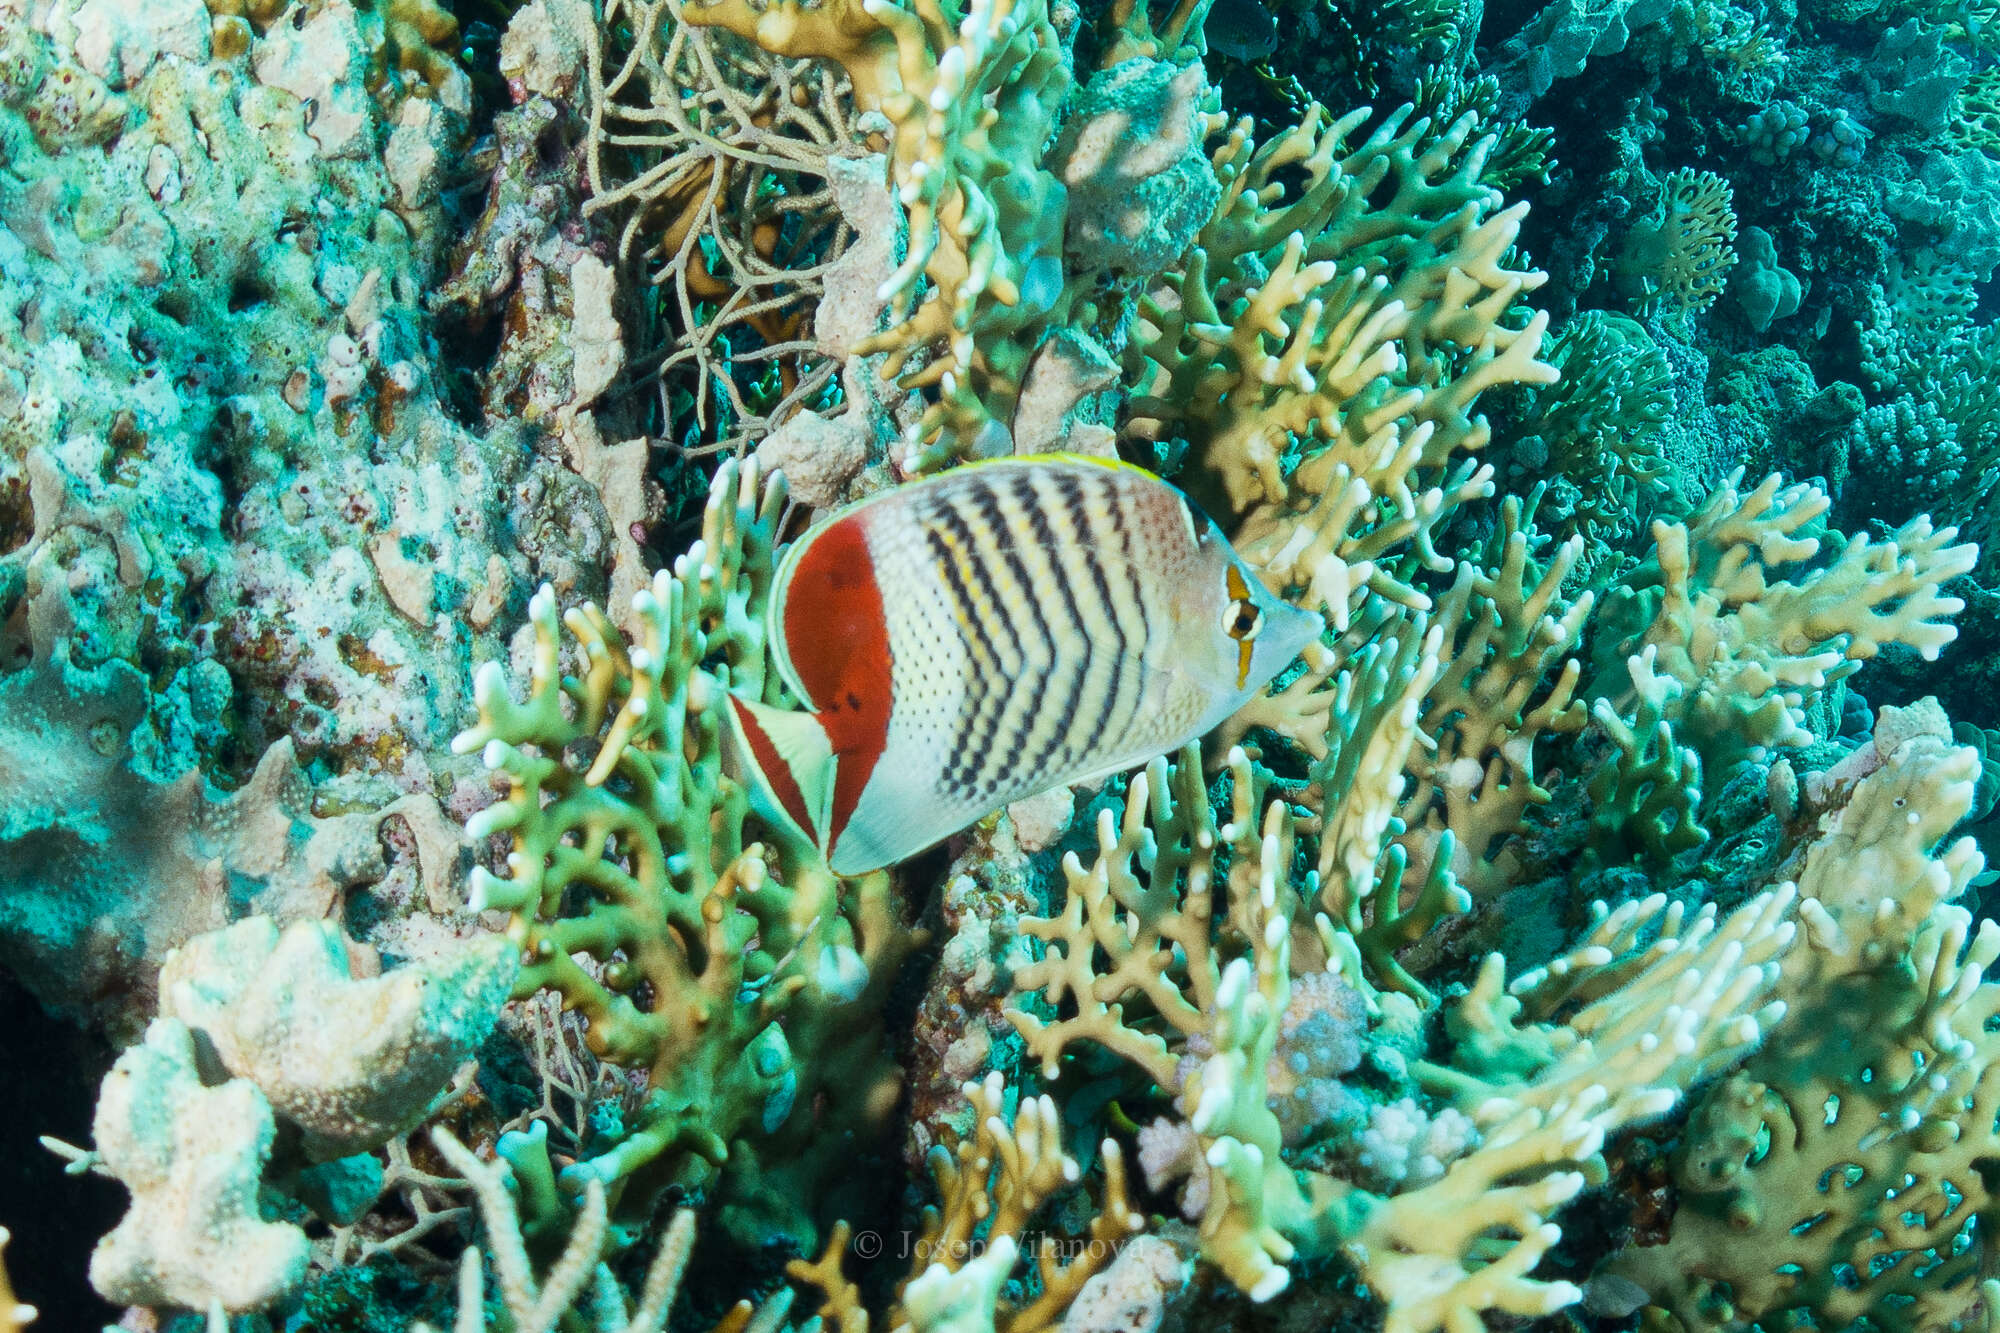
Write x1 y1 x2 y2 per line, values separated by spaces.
1224 600 1263 640
1222 566 1263 640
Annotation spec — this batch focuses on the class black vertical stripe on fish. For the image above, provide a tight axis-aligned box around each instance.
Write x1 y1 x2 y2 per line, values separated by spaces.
1015 470 1091 785
1067 476 1133 751
1089 474 1151 751
936 490 1020 796
935 493 1026 798
970 476 1060 799
923 520 1005 796
1110 548 1155 748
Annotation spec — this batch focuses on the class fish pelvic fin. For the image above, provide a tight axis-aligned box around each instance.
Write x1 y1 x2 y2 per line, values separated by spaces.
722 694 836 854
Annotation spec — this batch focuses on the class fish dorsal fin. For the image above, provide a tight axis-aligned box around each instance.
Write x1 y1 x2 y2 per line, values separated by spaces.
982 452 1164 482
721 694 836 851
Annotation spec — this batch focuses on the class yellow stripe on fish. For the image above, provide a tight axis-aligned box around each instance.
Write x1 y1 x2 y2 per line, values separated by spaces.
721 456 1323 874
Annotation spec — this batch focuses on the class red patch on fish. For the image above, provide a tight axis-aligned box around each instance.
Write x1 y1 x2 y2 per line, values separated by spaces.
781 512 893 848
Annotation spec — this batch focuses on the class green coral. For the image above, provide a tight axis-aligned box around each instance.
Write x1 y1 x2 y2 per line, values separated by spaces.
1503 311 1673 549
454 460 913 1245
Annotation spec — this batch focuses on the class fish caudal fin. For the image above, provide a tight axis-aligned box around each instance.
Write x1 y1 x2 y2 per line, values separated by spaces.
721 694 835 852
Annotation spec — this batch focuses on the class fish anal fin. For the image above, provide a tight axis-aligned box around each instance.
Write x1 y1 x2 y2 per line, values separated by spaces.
723 694 835 849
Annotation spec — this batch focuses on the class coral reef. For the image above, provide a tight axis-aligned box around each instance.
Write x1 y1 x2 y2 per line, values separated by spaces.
3 0 2000 1328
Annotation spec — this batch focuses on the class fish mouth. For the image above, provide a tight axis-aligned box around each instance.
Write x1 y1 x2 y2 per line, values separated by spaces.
1266 600 1325 670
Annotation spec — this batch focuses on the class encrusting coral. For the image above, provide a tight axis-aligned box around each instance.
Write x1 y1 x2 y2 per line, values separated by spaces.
71 914 515 1313
87 1017 312 1314
157 916 516 1159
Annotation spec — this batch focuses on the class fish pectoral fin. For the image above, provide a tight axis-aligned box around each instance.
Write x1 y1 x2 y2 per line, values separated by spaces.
722 694 836 848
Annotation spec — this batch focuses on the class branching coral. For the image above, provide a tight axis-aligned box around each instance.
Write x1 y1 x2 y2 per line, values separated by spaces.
1614 168 1739 316
1006 736 1795 1330
1587 471 1976 776
552 0 861 449
1609 704 2000 1331
1132 101 1554 596
0 1229 33 1331
422 1127 757 1333
679 0 1076 460
1387 498 1591 901
453 459 913 1242
789 1074 1155 1333
23 0 2000 1328
1503 310 1673 545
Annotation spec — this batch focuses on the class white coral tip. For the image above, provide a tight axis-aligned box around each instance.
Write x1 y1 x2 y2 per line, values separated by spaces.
467 866 504 913
1249 1268 1290 1303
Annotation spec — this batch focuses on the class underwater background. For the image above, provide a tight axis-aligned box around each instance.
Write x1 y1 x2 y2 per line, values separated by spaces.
3 0 2000 1328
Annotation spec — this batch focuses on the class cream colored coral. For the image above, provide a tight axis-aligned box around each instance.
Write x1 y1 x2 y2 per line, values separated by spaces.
1132 101 1554 618
1391 502 1591 898
0 1229 33 1330
90 1019 310 1313
786 1073 1145 1333
1594 471 1976 773
159 916 517 1159
1598 707 1994 1330
1009 738 1799 1330
1058 1237 1187 1333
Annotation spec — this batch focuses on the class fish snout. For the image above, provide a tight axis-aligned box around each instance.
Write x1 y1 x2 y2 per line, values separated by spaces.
1265 600 1325 670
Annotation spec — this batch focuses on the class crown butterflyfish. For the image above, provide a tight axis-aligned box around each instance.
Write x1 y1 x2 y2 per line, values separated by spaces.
722 455 1324 874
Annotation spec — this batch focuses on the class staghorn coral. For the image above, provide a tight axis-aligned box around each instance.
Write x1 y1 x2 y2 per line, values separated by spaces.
453 458 914 1246
17 0 2000 1326
1130 99 1555 593
1384 496 1591 904
1502 310 1674 546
